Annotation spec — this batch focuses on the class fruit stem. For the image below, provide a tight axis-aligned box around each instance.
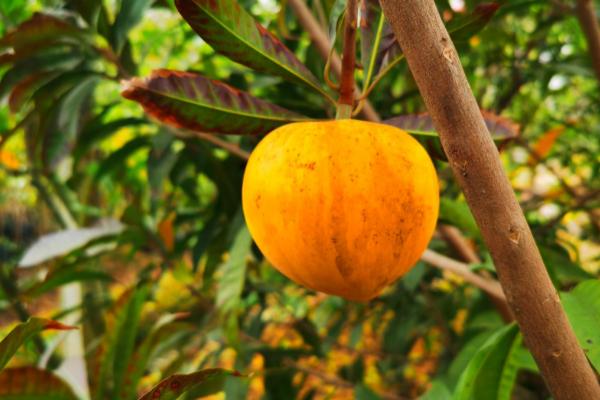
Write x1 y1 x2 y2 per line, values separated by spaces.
336 0 357 119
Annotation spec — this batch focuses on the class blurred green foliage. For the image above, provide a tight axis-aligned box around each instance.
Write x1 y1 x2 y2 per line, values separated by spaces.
0 0 598 399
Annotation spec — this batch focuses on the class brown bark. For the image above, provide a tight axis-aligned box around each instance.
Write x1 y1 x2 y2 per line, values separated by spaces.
337 0 357 112
287 0 380 121
438 225 514 321
576 0 600 83
421 249 505 303
379 1 600 399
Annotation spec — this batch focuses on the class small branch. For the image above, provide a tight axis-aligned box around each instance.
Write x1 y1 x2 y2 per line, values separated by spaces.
336 0 357 119
288 0 380 122
575 0 600 84
379 1 600 398
420 249 506 303
166 126 250 160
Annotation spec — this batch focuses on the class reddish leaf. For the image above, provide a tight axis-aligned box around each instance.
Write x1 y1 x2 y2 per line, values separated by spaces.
158 212 176 251
0 13 88 57
138 368 243 400
530 126 565 162
385 111 519 141
0 367 77 399
174 0 332 101
384 111 519 161
122 69 308 135
0 317 77 370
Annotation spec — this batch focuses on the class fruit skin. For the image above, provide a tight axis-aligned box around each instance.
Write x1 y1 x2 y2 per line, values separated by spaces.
242 119 439 301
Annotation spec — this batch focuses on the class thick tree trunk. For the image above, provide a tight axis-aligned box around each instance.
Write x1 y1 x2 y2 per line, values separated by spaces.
576 0 600 83
379 1 600 399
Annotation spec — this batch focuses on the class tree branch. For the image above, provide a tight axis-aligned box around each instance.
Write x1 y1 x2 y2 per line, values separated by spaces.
421 249 506 303
336 0 357 118
379 1 600 398
287 0 380 122
575 0 600 84
437 225 513 321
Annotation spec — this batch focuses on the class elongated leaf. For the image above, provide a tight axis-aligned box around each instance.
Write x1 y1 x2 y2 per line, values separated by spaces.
26 270 113 297
8 71 59 113
374 3 501 83
385 111 519 141
120 315 195 400
539 245 593 286
138 368 243 400
122 69 308 135
0 318 75 370
42 74 100 169
420 380 452 400
0 367 77 399
561 280 600 372
446 3 501 43
74 117 147 162
439 198 480 239
454 324 528 400
19 219 124 267
0 13 88 54
95 136 151 179
0 48 83 100
216 224 252 312
360 0 386 88
174 0 331 100
111 0 153 53
95 286 149 399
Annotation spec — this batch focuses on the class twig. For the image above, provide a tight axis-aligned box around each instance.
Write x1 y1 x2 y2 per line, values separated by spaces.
288 0 380 122
420 249 506 303
336 0 357 119
575 0 600 84
438 226 514 321
379 1 600 398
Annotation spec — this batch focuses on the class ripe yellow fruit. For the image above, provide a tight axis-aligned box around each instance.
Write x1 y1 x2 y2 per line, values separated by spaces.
242 120 439 301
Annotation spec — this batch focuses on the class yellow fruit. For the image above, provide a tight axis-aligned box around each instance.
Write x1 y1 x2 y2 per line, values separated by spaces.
242 120 439 301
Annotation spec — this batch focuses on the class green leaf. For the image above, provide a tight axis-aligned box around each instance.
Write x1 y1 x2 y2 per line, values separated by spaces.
0 48 83 100
359 0 386 90
454 324 528 400
446 3 501 43
122 69 308 135
0 367 78 399
420 380 452 400
42 74 100 169
120 315 195 400
384 111 519 142
74 117 147 162
539 245 593 287
439 198 480 239
354 383 382 400
174 0 332 102
0 318 75 370
561 280 600 372
371 3 501 91
137 368 243 400
0 13 89 55
384 111 519 161
110 0 154 53
94 136 151 180
216 224 252 313
26 269 113 297
95 285 149 399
